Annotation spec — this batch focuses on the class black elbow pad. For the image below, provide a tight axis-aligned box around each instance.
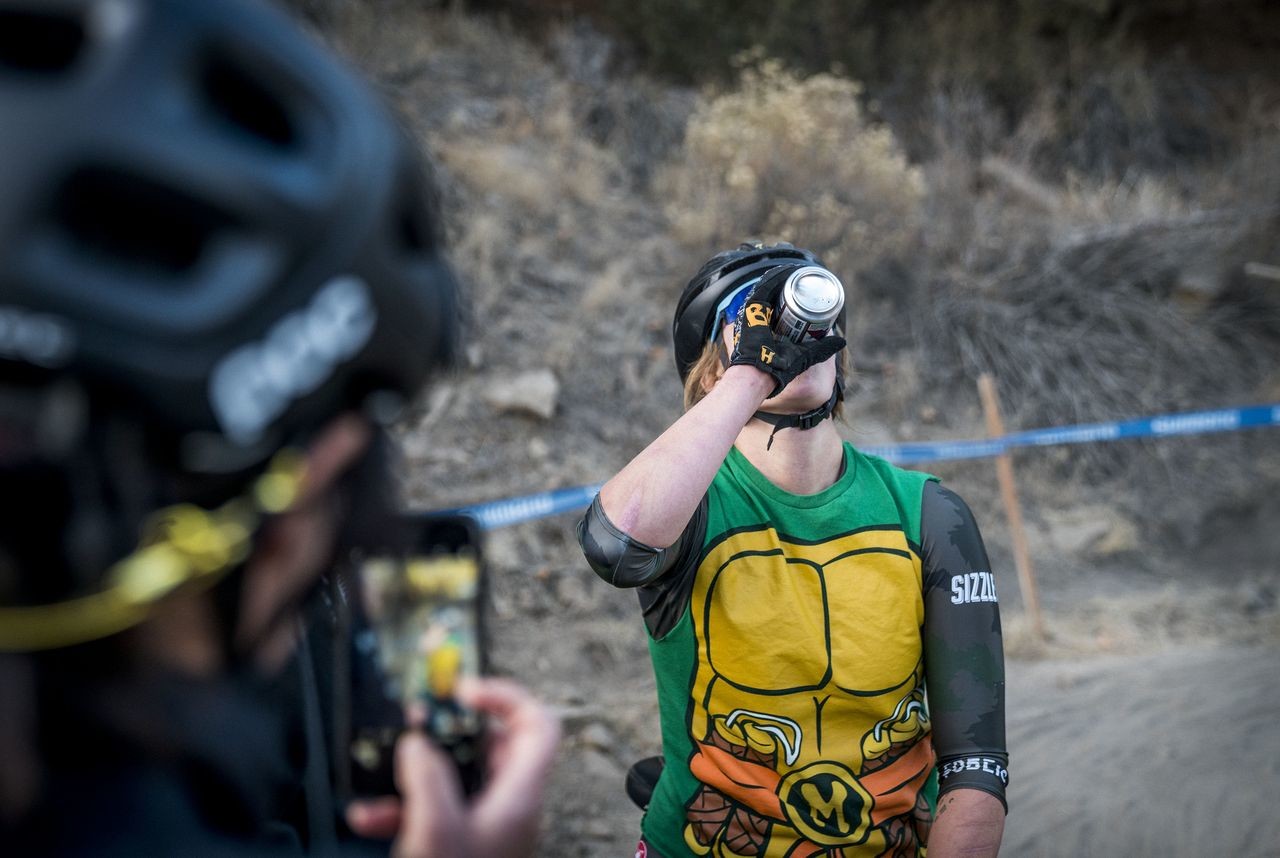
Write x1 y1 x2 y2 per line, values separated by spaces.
576 495 676 588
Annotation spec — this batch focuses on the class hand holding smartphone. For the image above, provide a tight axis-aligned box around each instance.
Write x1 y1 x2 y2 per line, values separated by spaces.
335 513 487 801
344 678 562 858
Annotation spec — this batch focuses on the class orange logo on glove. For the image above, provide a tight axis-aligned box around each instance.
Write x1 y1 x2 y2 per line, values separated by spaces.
744 304 772 327
760 346 775 365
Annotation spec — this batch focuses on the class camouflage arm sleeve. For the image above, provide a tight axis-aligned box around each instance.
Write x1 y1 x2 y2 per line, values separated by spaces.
920 480 1010 811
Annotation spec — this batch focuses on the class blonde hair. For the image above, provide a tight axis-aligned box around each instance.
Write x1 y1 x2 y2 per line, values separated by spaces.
681 338 849 419
682 341 726 411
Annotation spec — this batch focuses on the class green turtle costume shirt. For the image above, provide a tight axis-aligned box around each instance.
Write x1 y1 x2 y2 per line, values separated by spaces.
578 442 1008 858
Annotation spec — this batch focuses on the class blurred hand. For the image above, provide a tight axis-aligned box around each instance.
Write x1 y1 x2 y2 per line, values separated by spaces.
346 678 561 858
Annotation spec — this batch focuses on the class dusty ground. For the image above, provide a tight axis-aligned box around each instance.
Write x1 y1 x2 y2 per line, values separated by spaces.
475 500 1280 858
448 401 1280 858
1004 644 1280 857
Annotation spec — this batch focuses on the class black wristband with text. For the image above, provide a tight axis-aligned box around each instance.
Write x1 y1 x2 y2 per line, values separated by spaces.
936 753 1010 811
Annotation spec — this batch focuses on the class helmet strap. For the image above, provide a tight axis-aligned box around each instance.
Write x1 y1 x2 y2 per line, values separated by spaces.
752 382 841 451
714 332 846 450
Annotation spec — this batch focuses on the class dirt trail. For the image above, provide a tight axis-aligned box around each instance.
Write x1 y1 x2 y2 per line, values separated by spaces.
524 627 1280 857
1003 643 1280 858
489 524 1280 858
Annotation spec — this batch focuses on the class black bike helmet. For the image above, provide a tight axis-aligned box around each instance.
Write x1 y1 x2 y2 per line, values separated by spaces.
0 0 457 467
672 241 849 446
0 0 460 649
672 241 823 382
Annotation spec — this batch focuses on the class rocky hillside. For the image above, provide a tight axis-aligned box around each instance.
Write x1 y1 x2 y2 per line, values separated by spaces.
298 4 1280 854
303 0 1280 554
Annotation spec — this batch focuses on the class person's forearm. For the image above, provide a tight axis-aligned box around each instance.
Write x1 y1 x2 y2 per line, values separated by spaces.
928 788 1005 858
599 365 771 547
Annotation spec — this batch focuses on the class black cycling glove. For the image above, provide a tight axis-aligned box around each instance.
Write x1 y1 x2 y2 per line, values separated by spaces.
729 267 846 397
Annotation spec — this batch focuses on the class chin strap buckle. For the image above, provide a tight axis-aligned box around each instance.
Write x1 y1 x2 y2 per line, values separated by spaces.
754 384 841 450
792 405 828 430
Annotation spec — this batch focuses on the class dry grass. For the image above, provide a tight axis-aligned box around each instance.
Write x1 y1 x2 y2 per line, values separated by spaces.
309 3 1280 557
656 56 924 275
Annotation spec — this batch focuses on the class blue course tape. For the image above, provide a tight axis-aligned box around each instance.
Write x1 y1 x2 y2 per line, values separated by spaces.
864 403 1280 464
441 403 1280 529
438 483 604 531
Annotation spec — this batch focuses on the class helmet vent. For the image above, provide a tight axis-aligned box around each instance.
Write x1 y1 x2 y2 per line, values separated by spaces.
200 55 296 148
0 11 86 75
54 168 232 275
396 196 432 254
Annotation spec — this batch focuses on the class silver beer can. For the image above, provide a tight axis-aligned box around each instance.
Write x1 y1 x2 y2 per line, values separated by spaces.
774 266 845 343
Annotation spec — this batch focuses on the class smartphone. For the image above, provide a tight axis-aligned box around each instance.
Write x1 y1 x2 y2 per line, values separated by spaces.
333 512 487 801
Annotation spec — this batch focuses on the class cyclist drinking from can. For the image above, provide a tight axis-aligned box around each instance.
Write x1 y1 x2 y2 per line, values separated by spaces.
578 241 1008 857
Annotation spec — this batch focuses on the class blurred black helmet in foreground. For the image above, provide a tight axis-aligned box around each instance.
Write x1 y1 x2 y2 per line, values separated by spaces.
0 0 458 461
0 0 460 646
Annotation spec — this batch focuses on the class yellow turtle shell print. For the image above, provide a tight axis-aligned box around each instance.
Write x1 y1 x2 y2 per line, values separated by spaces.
682 524 936 858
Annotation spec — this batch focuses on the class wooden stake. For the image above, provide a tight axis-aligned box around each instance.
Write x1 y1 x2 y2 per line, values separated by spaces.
977 373 1046 640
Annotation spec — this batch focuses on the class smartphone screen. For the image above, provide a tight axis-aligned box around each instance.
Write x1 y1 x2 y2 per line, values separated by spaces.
336 513 486 800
